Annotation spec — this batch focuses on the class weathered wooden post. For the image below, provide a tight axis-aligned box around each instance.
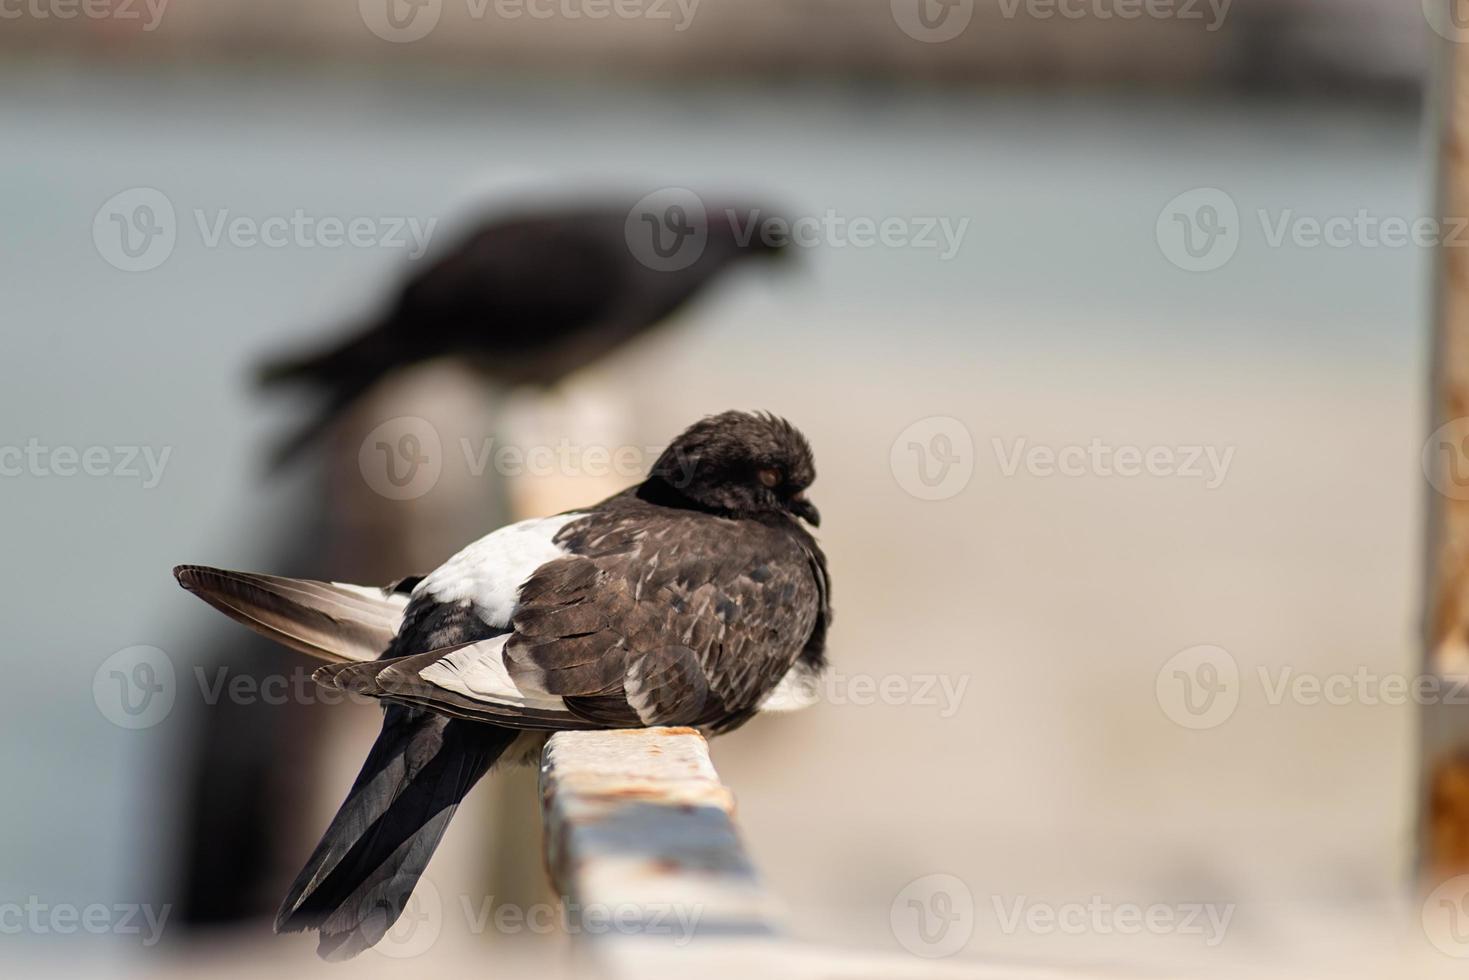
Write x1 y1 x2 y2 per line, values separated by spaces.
1421 18 1469 886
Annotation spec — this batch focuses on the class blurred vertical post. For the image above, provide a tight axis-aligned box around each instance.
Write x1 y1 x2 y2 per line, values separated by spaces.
491 385 642 909
320 365 550 932
1422 17 1469 884
335 374 642 929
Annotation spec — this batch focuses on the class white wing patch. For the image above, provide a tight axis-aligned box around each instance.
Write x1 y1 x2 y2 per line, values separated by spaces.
419 635 569 710
414 513 582 628
410 511 820 724
758 660 822 713
328 581 412 615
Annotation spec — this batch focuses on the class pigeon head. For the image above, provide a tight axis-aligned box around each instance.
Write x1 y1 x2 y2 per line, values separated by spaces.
649 411 819 526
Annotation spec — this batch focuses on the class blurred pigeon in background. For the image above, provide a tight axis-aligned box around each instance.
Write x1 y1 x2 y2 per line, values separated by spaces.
259 200 790 468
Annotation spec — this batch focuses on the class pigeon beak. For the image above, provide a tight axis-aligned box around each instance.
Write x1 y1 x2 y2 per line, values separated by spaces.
789 493 820 527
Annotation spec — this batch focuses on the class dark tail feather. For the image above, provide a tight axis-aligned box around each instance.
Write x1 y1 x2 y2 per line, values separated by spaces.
275 705 515 960
257 322 390 389
263 377 377 472
258 350 325 388
172 564 406 664
259 323 397 470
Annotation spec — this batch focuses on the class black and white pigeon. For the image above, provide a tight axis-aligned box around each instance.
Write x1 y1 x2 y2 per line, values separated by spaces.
258 202 788 468
173 411 830 960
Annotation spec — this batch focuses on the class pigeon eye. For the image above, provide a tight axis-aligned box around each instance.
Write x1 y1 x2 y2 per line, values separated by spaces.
757 467 782 489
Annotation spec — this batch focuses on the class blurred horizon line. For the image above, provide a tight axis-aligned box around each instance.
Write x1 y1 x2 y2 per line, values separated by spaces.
0 0 1428 99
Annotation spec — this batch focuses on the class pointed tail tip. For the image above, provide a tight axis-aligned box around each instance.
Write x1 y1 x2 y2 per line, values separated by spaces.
172 564 216 591
273 905 306 936
257 353 313 390
317 933 367 962
275 903 372 961
312 663 349 690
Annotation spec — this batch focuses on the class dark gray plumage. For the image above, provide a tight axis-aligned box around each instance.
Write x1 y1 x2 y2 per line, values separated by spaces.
173 411 830 958
507 484 827 732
